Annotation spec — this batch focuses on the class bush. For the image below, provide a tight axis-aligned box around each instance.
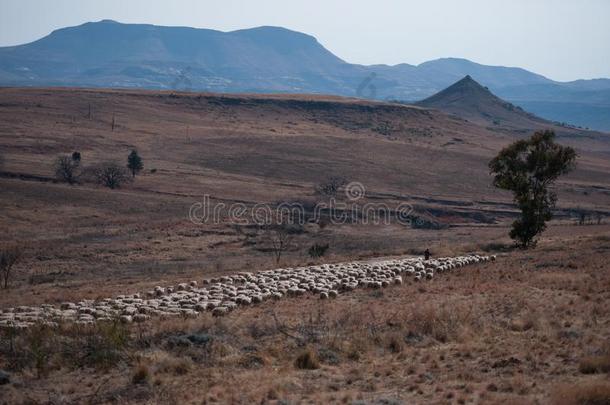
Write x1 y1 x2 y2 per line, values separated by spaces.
407 303 470 343
54 154 80 184
386 334 403 353
131 363 151 385
315 176 348 198
294 348 320 370
91 162 131 189
79 320 130 369
308 243 329 258
71 151 81 163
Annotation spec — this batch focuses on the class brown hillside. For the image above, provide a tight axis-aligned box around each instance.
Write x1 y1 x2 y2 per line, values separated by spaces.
0 87 609 307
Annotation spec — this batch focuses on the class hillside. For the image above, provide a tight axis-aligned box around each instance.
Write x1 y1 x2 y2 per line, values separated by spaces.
0 87 609 404
1 20 609 130
1 87 610 309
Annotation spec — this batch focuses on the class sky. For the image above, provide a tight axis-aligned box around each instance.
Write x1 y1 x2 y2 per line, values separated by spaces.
0 0 609 82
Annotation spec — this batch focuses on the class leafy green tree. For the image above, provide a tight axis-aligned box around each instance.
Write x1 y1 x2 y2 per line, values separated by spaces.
489 130 576 248
127 150 143 178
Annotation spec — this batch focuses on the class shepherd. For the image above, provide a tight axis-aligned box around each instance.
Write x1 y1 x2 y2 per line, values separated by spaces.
424 248 430 261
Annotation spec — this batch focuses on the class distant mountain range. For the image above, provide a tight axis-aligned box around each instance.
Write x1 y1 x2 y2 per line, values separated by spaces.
1 20 609 131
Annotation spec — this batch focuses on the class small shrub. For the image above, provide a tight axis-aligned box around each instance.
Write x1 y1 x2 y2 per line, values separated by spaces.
80 320 130 368
239 354 267 369
156 356 192 375
90 162 131 189
407 304 468 343
131 363 151 385
308 243 329 259
318 347 340 365
315 176 348 198
54 154 80 184
387 334 403 353
294 348 319 370
29 331 52 378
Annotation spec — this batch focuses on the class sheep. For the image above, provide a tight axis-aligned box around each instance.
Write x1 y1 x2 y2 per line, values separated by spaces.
5 253 494 329
133 314 150 323
119 315 133 323
212 307 229 317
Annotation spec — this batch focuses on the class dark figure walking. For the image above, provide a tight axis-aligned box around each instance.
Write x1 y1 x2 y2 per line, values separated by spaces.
424 248 430 261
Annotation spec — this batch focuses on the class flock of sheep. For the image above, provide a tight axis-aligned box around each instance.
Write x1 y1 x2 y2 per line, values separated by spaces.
0 254 494 330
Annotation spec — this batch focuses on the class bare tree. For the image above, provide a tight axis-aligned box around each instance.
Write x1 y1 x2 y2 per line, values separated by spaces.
314 176 348 198
0 245 22 289
263 224 298 265
54 154 80 184
578 211 586 226
92 163 131 189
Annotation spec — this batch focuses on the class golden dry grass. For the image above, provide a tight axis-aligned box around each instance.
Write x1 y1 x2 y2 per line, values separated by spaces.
1 231 609 404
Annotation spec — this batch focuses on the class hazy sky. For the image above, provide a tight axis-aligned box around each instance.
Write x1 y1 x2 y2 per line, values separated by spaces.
1 0 609 81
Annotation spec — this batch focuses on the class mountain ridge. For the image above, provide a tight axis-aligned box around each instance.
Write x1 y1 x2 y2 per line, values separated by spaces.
1 20 609 130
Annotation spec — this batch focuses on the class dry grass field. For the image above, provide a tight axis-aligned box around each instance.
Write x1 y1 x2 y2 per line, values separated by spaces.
0 87 609 404
1 228 609 404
